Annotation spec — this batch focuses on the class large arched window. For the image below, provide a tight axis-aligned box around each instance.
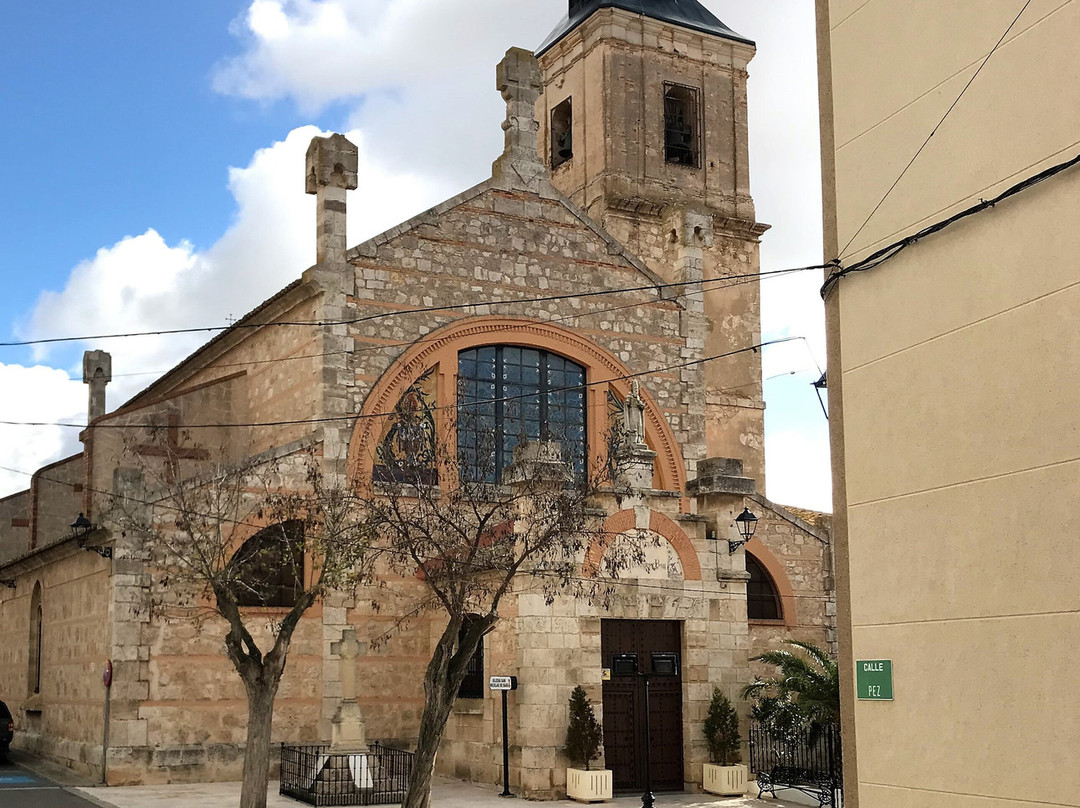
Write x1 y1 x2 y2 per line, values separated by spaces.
228 521 305 608
457 346 586 482
29 581 42 695
746 553 783 621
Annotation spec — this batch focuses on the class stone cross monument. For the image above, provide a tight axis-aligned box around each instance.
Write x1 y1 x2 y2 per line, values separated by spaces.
330 628 368 751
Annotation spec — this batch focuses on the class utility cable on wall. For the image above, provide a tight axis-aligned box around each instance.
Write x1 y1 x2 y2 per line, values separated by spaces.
837 0 1034 260
822 150 1080 298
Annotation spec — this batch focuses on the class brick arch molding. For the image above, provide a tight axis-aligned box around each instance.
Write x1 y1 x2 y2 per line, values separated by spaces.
745 537 798 626
584 509 702 582
347 316 686 494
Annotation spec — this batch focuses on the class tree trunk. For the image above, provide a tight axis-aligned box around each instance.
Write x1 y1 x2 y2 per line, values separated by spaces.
239 679 278 808
402 627 459 808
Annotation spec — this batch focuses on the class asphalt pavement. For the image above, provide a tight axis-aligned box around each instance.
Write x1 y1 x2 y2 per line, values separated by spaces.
0 758 104 808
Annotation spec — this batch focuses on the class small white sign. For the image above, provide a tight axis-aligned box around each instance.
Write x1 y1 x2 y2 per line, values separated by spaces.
489 675 518 691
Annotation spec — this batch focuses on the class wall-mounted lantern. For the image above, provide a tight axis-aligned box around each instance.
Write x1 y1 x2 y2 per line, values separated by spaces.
729 508 758 554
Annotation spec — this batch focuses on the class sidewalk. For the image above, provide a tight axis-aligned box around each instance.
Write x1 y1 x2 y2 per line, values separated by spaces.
70 776 807 808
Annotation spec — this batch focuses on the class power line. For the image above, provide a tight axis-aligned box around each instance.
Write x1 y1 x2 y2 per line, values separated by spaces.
0 337 804 430
0 264 824 350
838 0 1033 260
0 463 835 602
822 150 1080 297
99 267 811 381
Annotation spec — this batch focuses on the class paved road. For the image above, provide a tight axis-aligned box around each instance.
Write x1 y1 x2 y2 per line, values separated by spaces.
0 759 103 808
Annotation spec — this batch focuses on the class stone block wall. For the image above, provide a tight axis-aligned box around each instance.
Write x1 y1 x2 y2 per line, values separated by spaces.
0 546 110 779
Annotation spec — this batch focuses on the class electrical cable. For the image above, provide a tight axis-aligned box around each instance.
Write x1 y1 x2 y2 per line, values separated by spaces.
0 462 836 603
0 337 805 430
822 150 1080 297
0 263 825 350
837 0 1034 259
97 265 810 381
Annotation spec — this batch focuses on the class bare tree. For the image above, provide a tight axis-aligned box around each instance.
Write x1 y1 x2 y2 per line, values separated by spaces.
359 395 645 808
108 428 375 808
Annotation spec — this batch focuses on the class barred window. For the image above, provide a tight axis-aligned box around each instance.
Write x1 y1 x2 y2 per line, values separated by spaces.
457 346 586 482
664 83 701 167
746 553 783 621
457 615 485 700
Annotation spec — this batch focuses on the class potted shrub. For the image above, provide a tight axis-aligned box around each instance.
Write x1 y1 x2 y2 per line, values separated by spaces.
564 686 612 802
702 688 748 796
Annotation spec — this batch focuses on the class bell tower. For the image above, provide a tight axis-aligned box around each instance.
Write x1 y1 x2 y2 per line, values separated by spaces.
537 0 771 487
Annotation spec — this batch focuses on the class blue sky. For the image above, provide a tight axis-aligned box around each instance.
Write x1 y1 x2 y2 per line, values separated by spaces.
0 0 830 509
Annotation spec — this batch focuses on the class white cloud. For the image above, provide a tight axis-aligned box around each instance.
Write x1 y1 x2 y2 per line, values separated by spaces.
0 364 84 496
4 0 832 512
3 124 442 496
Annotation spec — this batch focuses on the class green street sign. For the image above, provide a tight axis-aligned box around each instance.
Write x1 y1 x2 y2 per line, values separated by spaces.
856 660 893 700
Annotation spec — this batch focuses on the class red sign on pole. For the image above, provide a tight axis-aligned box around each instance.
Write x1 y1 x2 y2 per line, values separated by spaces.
103 660 113 688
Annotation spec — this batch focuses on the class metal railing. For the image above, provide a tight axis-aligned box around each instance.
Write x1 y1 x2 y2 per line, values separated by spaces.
749 723 842 802
280 742 413 806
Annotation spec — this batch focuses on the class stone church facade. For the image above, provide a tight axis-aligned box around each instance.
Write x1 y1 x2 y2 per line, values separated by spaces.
0 1 834 797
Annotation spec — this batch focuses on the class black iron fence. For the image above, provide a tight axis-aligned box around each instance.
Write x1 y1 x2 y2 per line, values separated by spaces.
280 742 413 806
749 723 842 801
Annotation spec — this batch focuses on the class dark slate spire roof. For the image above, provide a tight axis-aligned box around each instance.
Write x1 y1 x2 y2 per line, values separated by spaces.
537 0 752 56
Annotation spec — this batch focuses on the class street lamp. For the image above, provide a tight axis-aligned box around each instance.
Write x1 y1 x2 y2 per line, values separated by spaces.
72 513 112 558
728 508 758 554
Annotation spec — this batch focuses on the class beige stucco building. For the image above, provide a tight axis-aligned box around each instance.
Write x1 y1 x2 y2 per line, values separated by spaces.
0 1 835 796
817 1 1080 806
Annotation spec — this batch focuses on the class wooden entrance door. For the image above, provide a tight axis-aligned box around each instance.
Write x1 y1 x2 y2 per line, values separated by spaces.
600 620 684 792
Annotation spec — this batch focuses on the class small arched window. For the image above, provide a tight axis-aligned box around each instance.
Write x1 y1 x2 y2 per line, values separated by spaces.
746 553 783 621
228 521 305 608
457 346 586 482
29 581 43 695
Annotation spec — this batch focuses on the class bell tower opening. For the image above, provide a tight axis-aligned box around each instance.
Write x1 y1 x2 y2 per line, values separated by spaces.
663 83 701 167
536 0 773 486
551 97 574 169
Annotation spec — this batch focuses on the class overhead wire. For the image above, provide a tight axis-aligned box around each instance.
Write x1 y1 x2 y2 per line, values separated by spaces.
0 462 836 603
0 337 805 430
837 0 1034 259
0 263 825 350
822 149 1080 297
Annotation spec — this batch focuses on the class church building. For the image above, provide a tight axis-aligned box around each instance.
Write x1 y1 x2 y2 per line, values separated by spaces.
0 1 833 797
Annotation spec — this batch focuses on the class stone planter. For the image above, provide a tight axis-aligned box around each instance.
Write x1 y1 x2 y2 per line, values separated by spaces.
566 768 613 802
703 763 748 796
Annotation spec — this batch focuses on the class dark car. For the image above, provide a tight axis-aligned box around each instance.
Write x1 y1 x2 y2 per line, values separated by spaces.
0 700 12 762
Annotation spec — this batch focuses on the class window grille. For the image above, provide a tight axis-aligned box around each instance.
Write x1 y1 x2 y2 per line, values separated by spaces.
457 346 586 482
457 615 485 699
664 83 701 167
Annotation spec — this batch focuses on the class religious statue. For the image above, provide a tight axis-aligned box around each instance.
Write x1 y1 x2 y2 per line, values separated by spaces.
624 381 647 446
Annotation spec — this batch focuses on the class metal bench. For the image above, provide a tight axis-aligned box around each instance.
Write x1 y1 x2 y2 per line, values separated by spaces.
756 765 838 807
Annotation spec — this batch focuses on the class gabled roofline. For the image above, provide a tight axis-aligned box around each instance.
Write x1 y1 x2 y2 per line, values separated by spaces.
347 177 681 307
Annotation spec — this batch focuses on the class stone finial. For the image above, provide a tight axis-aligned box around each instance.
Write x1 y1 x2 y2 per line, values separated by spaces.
492 47 545 192
305 134 359 194
305 134 359 264
82 350 112 422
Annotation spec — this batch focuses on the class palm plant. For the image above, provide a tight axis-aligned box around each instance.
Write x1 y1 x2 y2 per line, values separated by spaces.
742 641 840 729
